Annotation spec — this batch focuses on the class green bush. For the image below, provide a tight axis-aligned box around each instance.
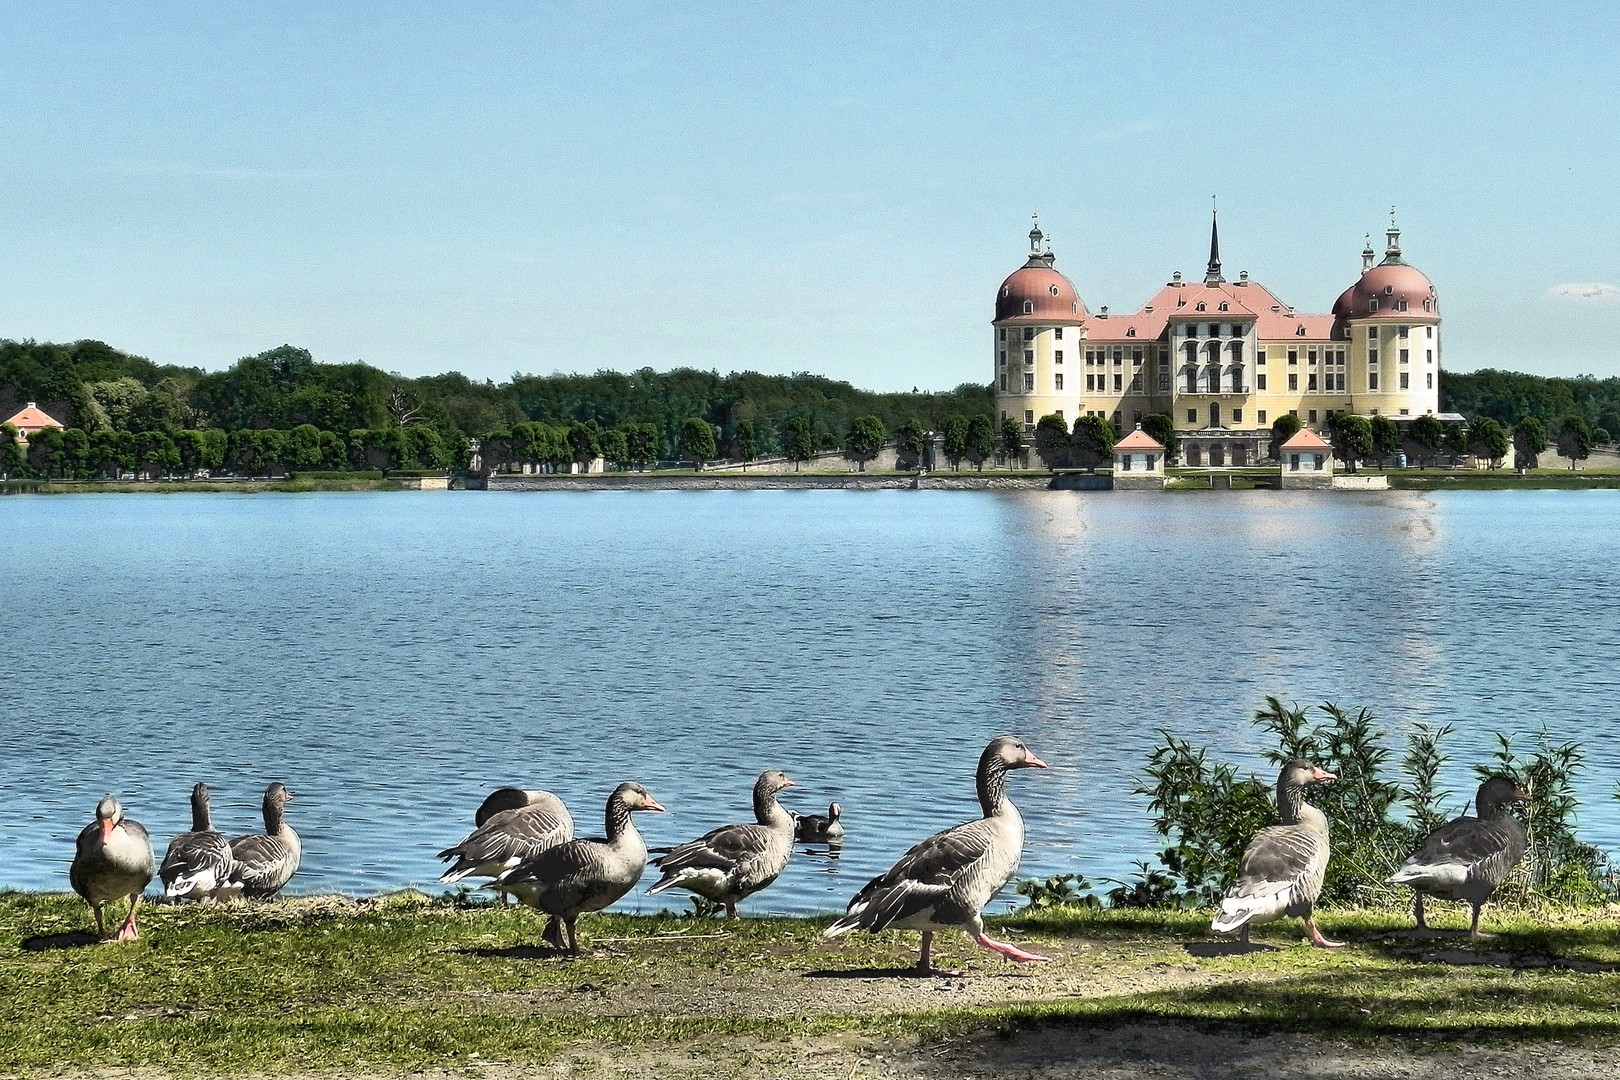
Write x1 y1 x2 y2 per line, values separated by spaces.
287 470 385 481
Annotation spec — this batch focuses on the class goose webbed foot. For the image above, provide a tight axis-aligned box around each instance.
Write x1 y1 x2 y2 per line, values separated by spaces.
1303 915 1343 949
973 931 1051 964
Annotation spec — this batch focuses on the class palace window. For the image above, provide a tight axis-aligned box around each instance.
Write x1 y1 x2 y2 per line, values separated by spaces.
1426 350 1433 363
1055 374 1064 390
1369 299 1379 312
1055 350 1063 364
1308 373 1318 391
1186 324 1197 337
1054 327 1063 339
1399 325 1410 338
1114 349 1124 364
1023 301 1034 314
1233 409 1243 423
1427 372 1434 389
1218 302 1229 312
1025 350 1034 364
1288 350 1298 365
1133 348 1143 363
1258 410 1268 424
1308 349 1318 364
998 329 1006 340
1369 372 1379 390
1399 348 1409 363
1399 372 1409 389
1397 299 1408 311
1257 373 1267 390
1086 374 1096 391
1308 410 1318 423
1288 373 1298 391
1207 323 1219 336
1023 327 1034 340
1257 348 1267 364
999 351 1006 366
1196 302 1206 311
1024 373 1035 391
1000 374 1008 391
1130 373 1142 392
1427 326 1434 338
1114 374 1123 392
1025 410 1035 424
1187 409 1197 422
1400 408 1410 415
1370 348 1379 365
1055 409 1063 419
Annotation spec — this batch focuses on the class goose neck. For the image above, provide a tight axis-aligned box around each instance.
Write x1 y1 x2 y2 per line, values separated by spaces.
977 759 1009 817
1276 778 1306 826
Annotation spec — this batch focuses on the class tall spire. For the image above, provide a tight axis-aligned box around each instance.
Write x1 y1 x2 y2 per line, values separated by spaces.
1204 199 1223 285
1384 206 1403 264
1362 232 1375 272
1029 213 1043 255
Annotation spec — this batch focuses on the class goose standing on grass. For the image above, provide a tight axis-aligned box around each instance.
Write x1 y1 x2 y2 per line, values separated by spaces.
159 782 237 902
824 736 1049 974
1389 775 1529 939
70 796 154 942
794 801 844 844
497 782 665 954
647 769 796 917
227 783 301 899
1212 759 1340 948
438 788 575 897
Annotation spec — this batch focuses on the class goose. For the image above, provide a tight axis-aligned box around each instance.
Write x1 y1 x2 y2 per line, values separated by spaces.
824 736 1049 974
1389 775 1529 938
227 783 301 899
438 788 575 894
496 782 664 954
794 801 844 844
1212 759 1340 947
647 769 796 917
70 796 154 942
159 782 237 902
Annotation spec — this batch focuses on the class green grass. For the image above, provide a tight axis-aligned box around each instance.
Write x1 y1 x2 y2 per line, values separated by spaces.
5 893 1620 1074
0 478 402 494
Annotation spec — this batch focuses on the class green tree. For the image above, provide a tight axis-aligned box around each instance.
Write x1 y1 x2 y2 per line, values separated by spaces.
1409 413 1445 468
1032 413 1071 469
624 422 660 470
288 424 325 470
1327 413 1373 473
941 415 969 471
1557 413 1593 470
1513 416 1547 470
895 418 926 470
679 416 717 467
1139 413 1179 464
24 425 65 477
999 415 1025 467
845 414 887 471
783 416 815 471
1443 420 1470 463
1468 416 1510 468
965 414 996 471
319 429 348 469
732 418 759 466
0 424 24 479
1370 414 1401 467
134 431 180 478
61 428 90 477
89 429 134 478
567 419 602 469
598 426 630 470
1071 414 1117 474
1595 426 1613 446
1269 413 1302 461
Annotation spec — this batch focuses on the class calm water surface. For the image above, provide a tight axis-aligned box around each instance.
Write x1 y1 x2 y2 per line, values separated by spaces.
2 488 1618 914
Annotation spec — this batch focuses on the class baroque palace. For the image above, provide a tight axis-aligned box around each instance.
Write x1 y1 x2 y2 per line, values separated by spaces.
993 211 1444 466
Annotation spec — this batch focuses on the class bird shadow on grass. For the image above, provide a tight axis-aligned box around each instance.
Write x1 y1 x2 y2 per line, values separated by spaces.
458 944 572 961
1183 940 1279 958
21 931 100 951
1358 936 1620 974
803 966 946 979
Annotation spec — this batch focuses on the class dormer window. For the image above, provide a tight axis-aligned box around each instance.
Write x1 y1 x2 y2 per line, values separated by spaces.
1384 285 1394 296
1296 326 1306 336
1195 302 1206 311
1423 298 1432 311
1049 285 1060 296
1126 327 1136 337
1369 299 1380 312
1022 300 1034 314
1397 298 1408 311
1218 302 1229 312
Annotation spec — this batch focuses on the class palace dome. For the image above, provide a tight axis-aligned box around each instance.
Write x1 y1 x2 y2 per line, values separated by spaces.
1333 263 1439 321
994 223 1086 324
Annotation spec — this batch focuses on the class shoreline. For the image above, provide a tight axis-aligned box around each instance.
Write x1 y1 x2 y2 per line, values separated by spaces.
4 893 1619 1077
7 469 1620 495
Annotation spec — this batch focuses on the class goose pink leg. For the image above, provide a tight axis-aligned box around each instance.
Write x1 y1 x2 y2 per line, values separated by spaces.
1303 915 1342 949
974 931 1050 963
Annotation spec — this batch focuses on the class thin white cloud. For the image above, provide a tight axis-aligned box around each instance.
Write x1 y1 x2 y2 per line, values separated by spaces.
1549 282 1620 302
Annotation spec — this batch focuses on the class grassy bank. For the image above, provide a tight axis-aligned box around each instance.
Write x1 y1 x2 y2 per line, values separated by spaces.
0 477 403 495
4 892 1620 1076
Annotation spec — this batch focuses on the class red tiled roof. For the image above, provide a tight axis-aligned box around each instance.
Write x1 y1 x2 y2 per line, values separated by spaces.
994 254 1087 324
1085 278 1336 343
3 404 63 432
1281 429 1332 451
1114 428 1166 451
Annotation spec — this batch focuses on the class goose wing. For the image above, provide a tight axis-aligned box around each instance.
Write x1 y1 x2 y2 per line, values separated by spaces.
160 830 235 894
438 802 574 882
1392 815 1527 890
498 836 613 912
654 823 767 876
1229 823 1328 899
229 833 298 895
830 818 996 933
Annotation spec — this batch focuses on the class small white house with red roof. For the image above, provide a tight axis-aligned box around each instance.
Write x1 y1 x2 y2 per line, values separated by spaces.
1112 424 1167 489
1279 427 1334 488
2 402 64 442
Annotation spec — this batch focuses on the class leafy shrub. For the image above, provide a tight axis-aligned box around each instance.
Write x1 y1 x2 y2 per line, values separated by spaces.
1015 873 1100 910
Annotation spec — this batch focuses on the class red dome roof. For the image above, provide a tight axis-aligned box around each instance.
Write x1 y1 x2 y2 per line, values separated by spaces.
1333 262 1438 321
995 253 1086 324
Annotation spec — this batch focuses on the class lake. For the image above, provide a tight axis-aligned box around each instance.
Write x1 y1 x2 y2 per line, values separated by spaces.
1 488 1618 915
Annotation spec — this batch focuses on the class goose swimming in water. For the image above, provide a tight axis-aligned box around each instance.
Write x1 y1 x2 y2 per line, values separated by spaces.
1212 759 1340 948
794 801 844 844
824 737 1049 974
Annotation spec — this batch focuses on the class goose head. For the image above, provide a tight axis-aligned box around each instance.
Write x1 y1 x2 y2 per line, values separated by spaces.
613 782 667 814
827 802 842 822
264 782 294 808
1279 759 1336 789
983 736 1049 772
755 769 796 798
94 795 123 842
1476 775 1530 816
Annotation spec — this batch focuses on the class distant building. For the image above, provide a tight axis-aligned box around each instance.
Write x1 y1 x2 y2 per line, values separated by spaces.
993 211 1444 465
2 402 64 442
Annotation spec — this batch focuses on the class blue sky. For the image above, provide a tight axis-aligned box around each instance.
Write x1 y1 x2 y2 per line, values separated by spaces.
1 2 1615 391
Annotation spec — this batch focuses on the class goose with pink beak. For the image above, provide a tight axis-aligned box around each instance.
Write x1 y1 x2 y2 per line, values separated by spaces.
1213 759 1341 947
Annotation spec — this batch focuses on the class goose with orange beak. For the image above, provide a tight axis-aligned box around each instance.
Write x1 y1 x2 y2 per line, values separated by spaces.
824 736 1050 974
70 796 154 942
1213 759 1341 947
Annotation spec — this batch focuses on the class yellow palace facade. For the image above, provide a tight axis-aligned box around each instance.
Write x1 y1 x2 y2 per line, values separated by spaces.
993 213 1443 466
